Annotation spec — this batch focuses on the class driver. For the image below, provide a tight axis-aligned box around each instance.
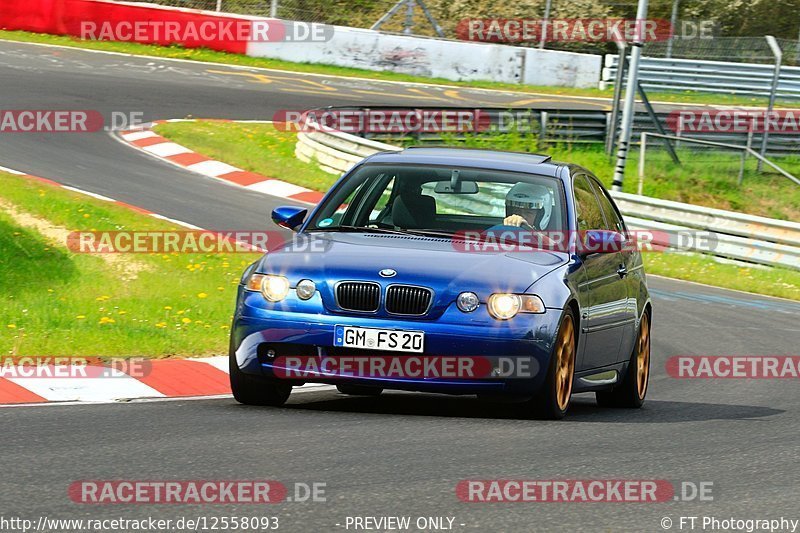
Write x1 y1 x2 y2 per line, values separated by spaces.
502 182 553 230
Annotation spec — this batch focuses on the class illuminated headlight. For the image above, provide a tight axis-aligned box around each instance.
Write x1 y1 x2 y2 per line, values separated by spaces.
246 273 290 302
295 279 316 300
487 293 545 320
456 292 480 313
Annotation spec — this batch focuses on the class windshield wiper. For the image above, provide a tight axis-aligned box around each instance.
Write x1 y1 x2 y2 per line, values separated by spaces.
310 225 408 235
398 229 458 239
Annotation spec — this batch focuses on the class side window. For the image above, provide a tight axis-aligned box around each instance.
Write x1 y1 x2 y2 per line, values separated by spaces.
573 175 605 231
589 177 626 233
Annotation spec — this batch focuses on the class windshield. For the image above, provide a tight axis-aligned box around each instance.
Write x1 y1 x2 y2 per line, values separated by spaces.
306 164 567 234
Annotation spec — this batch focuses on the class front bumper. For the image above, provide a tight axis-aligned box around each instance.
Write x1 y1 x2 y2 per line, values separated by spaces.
231 289 563 396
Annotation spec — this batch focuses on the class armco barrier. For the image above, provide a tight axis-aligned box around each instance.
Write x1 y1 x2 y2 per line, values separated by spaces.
296 125 800 270
601 55 800 100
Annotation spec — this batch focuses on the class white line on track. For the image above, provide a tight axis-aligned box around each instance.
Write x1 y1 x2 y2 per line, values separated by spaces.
0 384 337 409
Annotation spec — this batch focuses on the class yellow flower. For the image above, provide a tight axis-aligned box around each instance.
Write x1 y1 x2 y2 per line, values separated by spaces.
197 292 208 299
83 213 91 218
95 295 110 301
7 324 16 329
181 317 192 324
217 287 225 291
155 322 167 328
99 317 116 325
118 310 127 315
76 315 86 320
164 306 172 310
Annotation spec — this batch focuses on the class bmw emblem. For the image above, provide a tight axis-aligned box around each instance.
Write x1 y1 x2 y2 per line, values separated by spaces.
379 268 397 278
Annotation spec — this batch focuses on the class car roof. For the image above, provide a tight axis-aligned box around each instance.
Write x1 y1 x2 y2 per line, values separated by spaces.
363 147 563 178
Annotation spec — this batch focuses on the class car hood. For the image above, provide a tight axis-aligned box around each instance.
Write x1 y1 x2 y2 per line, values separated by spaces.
256 233 568 312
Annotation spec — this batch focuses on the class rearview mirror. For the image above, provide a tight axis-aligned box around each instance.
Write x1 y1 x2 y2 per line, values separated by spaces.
271 206 307 231
434 181 479 194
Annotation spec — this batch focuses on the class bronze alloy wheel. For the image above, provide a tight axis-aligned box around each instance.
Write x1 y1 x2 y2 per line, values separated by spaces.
636 313 651 400
554 314 576 411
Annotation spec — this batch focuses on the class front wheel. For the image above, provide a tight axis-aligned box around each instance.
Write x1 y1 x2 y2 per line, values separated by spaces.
596 312 650 408
526 309 576 420
229 343 292 406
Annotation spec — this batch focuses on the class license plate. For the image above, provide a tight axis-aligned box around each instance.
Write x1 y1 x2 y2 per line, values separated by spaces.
334 326 424 353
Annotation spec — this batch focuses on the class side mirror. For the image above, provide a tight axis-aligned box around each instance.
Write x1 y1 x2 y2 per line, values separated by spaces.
580 230 625 255
271 206 307 231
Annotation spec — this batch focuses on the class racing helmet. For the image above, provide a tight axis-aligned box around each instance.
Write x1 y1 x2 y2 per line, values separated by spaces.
505 182 553 230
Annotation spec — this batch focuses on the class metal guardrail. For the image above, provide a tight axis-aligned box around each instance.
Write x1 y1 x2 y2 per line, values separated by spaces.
344 106 800 156
601 55 800 100
295 123 800 270
612 191 800 270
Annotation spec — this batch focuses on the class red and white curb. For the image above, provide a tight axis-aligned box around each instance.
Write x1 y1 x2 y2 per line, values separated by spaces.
0 355 331 406
0 164 330 406
118 120 325 205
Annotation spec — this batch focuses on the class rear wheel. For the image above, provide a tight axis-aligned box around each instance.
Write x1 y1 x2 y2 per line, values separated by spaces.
336 384 383 396
527 309 576 420
229 342 292 406
596 312 650 408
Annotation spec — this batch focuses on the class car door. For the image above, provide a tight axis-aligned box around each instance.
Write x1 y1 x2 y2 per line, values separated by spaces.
588 176 639 362
573 174 627 370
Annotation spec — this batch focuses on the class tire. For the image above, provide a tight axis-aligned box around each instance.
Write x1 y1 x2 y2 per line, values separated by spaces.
336 384 383 396
229 341 292 406
526 309 577 420
596 312 651 408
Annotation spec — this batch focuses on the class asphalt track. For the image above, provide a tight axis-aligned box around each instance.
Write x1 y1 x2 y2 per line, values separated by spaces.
1 40 799 532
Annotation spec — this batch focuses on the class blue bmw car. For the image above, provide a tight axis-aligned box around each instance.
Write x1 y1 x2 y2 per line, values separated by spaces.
230 148 651 419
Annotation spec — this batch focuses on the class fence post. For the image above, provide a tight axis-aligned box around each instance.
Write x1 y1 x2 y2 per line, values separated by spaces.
759 36 782 171
666 0 679 58
605 43 627 156
270 0 278 17
638 132 647 195
739 125 754 185
538 0 552 49
613 0 650 191
539 111 549 144
216 0 222 11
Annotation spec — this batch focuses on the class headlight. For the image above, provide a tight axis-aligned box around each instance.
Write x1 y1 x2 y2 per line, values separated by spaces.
295 279 316 300
246 273 291 302
487 293 545 320
456 291 479 313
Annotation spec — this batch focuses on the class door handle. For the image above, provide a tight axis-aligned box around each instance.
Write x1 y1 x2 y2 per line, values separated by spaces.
617 264 628 278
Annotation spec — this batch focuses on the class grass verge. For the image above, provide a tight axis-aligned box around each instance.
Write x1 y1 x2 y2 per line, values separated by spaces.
152 120 800 300
0 29 793 108
0 172 260 357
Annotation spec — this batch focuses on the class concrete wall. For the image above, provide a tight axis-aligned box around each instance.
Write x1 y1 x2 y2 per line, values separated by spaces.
247 24 602 88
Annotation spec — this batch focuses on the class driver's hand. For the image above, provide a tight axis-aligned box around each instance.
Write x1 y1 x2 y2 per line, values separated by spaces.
504 215 532 229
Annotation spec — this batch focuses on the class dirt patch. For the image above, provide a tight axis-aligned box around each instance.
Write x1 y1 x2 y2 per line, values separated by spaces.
0 198 151 281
